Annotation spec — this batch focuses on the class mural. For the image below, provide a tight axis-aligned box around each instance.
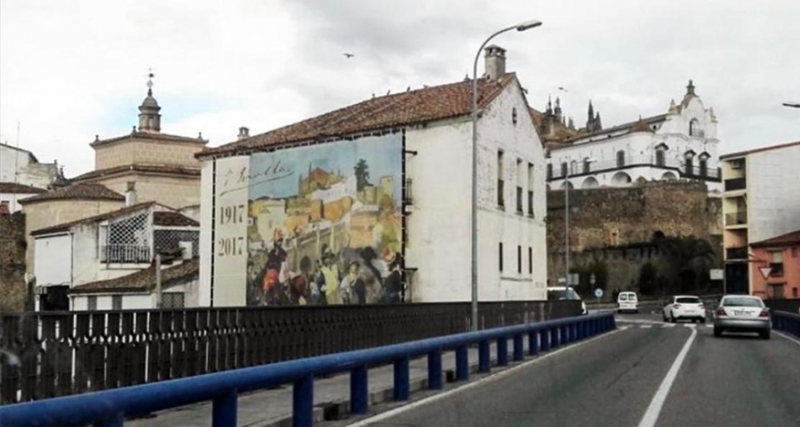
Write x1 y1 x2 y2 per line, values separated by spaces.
246 135 404 306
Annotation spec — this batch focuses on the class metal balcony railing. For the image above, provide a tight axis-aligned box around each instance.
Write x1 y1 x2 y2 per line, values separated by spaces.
725 211 747 226
726 247 748 260
547 156 721 181
725 178 747 192
101 244 151 263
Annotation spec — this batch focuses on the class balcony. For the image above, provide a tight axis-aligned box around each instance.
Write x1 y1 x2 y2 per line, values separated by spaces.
725 211 747 226
725 178 746 192
101 244 151 264
726 247 748 260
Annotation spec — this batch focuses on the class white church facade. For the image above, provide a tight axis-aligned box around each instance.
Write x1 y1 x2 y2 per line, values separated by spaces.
546 81 722 195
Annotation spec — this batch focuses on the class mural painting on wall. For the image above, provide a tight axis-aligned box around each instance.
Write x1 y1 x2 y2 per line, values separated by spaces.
246 135 404 306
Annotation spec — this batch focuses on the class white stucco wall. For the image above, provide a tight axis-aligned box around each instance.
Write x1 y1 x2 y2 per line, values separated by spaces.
405 79 547 302
745 144 800 243
0 192 38 213
33 233 72 287
0 144 57 189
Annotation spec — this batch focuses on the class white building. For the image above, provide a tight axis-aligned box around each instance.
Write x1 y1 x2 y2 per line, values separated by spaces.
0 142 60 189
31 201 200 311
0 182 45 214
720 140 800 294
545 81 722 194
196 45 548 307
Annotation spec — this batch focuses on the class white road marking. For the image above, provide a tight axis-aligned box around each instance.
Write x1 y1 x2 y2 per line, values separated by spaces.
775 331 800 347
620 326 631 331
683 324 696 329
347 328 623 426
640 325 653 329
662 324 675 328
706 324 713 328
636 325 697 427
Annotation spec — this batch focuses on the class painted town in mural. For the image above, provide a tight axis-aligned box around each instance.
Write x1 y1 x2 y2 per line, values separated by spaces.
245 135 404 306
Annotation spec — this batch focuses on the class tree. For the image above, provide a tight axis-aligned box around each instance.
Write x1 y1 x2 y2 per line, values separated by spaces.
652 234 717 295
354 159 371 191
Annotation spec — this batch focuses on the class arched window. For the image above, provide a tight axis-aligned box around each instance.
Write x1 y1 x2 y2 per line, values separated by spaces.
570 160 578 175
656 150 665 167
685 157 694 176
561 162 568 177
616 150 625 167
699 157 708 177
689 119 702 137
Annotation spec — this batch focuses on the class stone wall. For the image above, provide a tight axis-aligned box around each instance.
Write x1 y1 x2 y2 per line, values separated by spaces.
0 212 28 312
95 139 203 170
547 180 722 292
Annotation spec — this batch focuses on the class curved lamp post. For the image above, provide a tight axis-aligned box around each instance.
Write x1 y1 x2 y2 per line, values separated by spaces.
471 20 542 331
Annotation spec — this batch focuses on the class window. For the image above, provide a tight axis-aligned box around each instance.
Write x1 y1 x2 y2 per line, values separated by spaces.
527 163 534 216
793 247 798 258
770 250 784 276
656 150 665 167
699 158 708 177
112 295 122 310
528 247 532 273
560 162 567 177
516 159 523 213
499 242 503 272
772 284 785 299
582 159 591 174
517 245 522 273
87 296 97 311
497 151 505 208
163 292 185 308
616 150 625 167
546 164 553 180
570 161 578 175
685 157 694 176
512 107 518 125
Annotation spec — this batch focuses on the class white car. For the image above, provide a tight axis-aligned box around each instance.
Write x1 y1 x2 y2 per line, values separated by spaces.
662 295 706 323
714 295 771 339
617 291 639 313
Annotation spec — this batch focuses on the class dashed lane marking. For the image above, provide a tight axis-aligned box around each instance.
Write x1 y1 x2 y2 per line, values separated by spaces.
640 325 653 329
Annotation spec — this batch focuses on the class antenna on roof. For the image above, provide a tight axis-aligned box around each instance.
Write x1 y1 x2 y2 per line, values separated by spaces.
146 68 154 96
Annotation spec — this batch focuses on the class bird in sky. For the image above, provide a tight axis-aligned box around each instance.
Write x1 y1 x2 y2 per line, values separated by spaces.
343 53 355 58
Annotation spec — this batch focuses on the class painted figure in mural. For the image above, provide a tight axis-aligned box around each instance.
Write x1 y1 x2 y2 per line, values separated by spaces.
359 247 385 303
321 249 341 305
261 229 288 305
340 261 365 304
288 256 312 305
383 252 403 304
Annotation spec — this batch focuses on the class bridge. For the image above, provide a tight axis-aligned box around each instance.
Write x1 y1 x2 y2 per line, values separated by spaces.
1 306 799 427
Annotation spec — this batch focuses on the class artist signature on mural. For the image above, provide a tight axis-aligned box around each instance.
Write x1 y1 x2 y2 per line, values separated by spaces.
220 161 294 196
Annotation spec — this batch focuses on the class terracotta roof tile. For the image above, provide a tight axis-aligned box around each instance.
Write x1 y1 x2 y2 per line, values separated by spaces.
18 183 124 205
0 182 47 194
70 259 199 294
750 230 800 248
71 164 201 182
91 131 207 147
154 211 199 227
30 202 156 236
198 75 517 158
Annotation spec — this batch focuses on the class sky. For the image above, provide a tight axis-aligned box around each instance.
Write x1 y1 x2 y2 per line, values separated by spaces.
1 0 799 177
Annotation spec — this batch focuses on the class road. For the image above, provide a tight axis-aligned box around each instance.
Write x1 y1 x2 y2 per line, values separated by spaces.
358 308 800 427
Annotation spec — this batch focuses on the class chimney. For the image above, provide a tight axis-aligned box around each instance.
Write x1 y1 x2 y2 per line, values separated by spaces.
484 45 507 80
238 126 250 140
125 181 137 206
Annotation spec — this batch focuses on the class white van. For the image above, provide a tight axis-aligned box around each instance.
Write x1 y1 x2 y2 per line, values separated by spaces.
617 291 639 313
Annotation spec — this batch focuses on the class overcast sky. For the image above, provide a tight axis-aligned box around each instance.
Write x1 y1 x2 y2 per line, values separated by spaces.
1 0 799 177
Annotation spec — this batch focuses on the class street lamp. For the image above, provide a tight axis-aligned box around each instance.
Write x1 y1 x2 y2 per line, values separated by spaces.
565 157 597 295
471 19 542 331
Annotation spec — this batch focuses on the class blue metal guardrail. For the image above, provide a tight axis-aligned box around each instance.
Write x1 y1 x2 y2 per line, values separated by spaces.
773 311 800 338
0 312 615 427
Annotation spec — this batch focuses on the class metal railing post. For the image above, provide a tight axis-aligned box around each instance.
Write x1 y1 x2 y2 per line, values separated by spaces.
478 340 491 373
393 357 410 401
456 345 469 381
513 334 524 361
497 337 508 366
293 375 314 427
212 390 237 427
428 349 443 390
540 328 550 352
528 330 539 356
551 327 560 348
350 365 368 414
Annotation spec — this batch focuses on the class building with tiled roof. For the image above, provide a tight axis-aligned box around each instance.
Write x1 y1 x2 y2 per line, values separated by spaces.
0 142 60 190
197 45 548 308
0 182 46 214
545 81 722 195
69 74 206 210
32 201 199 311
749 229 800 300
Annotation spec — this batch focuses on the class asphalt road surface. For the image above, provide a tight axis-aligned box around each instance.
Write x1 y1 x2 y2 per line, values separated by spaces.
360 309 800 427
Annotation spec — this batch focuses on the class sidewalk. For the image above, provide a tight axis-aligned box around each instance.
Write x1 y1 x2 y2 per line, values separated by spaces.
127 340 523 427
